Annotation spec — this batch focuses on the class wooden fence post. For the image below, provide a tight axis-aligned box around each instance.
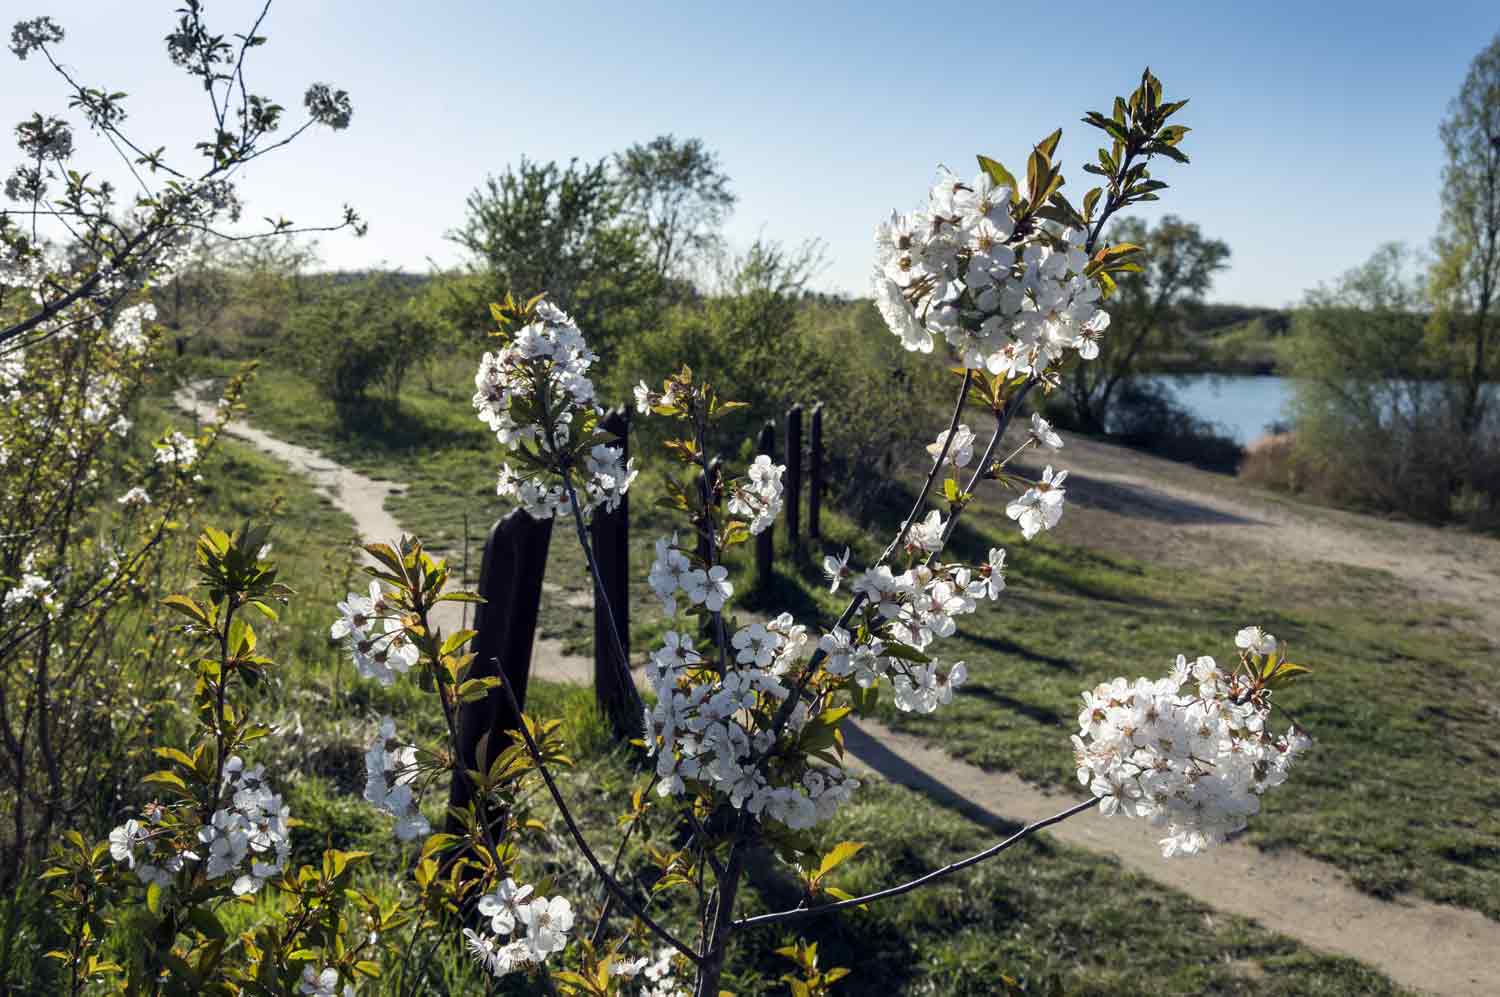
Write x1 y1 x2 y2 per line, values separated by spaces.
447 509 553 828
590 407 636 739
785 404 802 550
809 402 823 539
756 421 776 586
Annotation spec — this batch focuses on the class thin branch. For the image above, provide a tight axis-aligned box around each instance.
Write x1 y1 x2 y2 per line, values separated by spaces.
928 380 1036 561
733 796 1099 930
768 369 975 735
492 668 701 965
557 466 646 728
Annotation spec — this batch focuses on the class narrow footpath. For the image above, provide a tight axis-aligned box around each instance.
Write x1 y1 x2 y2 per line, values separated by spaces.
174 382 1500 997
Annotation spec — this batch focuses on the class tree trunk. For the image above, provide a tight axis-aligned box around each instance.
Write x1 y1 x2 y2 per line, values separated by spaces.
694 845 746 997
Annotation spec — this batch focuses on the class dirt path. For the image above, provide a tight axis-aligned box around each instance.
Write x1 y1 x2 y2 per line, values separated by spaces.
173 381 597 679
175 382 1500 996
1027 433 1500 637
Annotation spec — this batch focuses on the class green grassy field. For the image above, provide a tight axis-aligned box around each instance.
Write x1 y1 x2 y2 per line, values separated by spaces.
137 360 1435 993
196 352 1500 929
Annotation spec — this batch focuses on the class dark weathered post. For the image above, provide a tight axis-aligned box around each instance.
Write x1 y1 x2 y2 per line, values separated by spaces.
447 510 553 827
756 420 776 586
809 402 824 539
785 404 803 550
590 407 635 738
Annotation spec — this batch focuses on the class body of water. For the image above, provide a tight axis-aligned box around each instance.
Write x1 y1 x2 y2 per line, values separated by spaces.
1143 374 1500 445
1142 374 1294 445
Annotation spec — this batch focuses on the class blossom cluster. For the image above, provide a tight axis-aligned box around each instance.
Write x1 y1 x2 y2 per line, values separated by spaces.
463 879 574 979
2 567 57 617
647 533 733 616
613 948 687 996
196 757 291 894
107 814 191 890
298 966 355 997
872 168 1109 378
154 430 200 469
1007 464 1068 540
1072 629 1312 857
726 455 785 535
641 614 862 830
330 581 418 685
472 301 636 520
364 717 429 842
641 536 1008 829
107 756 290 896
494 441 635 520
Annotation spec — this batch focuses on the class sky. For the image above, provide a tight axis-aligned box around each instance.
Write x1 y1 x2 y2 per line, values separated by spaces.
3 1 1497 308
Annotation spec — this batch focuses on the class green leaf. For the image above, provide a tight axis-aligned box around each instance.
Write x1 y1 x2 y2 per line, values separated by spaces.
1157 124 1191 146
161 594 208 625
187 907 226 940
458 677 500 703
363 542 405 574
227 618 255 656
817 840 865 878
146 880 163 915
434 591 485 605
440 629 478 656
142 770 189 792
975 155 1019 199
1146 143 1190 165
882 642 931 664
152 748 198 777
1034 127 1062 162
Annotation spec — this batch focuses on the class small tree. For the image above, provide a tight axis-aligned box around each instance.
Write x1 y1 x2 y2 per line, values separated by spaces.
448 157 661 360
50 69 1316 997
614 134 736 283
1430 30 1500 442
287 272 439 420
1282 244 1458 516
1063 215 1229 432
0 1 356 885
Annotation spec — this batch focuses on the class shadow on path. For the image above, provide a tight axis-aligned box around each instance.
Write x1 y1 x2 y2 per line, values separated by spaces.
842 720 1024 838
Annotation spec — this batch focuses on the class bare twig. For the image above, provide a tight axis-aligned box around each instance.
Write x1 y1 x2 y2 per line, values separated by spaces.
768 369 975 736
492 668 701 965
733 796 1099 929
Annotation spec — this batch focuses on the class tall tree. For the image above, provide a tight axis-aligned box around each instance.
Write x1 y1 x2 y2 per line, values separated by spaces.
1430 32 1500 439
1064 215 1229 431
614 135 735 282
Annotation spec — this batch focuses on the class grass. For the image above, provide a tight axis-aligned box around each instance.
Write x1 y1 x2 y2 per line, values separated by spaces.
73 379 1409 994
152 351 1500 980
199 353 1500 923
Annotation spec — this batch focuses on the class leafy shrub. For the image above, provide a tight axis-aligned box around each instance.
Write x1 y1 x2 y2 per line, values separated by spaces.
1106 380 1244 473
283 274 446 422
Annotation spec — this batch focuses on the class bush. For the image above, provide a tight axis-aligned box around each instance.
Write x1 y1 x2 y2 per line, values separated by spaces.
1043 379 1243 473
1105 380 1244 472
1279 243 1500 524
609 242 947 521
283 273 446 423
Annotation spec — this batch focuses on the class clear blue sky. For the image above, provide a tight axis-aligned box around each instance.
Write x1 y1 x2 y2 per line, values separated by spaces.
4 1 1497 307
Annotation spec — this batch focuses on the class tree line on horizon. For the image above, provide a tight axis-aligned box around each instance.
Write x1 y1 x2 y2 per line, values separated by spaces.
163 24 1500 529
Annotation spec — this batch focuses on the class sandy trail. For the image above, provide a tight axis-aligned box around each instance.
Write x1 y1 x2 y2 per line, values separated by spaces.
175 382 1500 996
174 381 595 676
1034 433 1500 635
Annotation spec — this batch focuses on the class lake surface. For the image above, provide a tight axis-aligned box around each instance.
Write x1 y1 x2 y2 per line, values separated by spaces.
1143 374 1295 444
